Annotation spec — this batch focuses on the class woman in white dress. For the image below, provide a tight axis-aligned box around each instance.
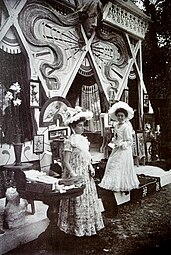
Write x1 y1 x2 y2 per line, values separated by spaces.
58 106 104 237
99 101 139 193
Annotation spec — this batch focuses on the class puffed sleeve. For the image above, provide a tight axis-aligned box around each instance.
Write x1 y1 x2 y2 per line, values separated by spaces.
120 124 133 149
63 138 72 152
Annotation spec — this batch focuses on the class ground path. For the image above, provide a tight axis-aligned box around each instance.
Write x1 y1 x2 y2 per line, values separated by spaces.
6 183 171 255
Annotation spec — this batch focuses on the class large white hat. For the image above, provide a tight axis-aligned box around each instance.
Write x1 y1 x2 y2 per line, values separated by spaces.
109 101 134 121
64 106 93 126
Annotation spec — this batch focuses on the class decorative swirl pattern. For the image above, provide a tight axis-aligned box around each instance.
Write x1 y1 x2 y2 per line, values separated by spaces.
19 2 67 89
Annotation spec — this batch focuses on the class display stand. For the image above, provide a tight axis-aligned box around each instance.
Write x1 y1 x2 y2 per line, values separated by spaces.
2 163 35 214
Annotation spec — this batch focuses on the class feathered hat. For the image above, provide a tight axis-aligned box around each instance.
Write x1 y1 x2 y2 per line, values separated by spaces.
109 101 134 121
64 106 93 126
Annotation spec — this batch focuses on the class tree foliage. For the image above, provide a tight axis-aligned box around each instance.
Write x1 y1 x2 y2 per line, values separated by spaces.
133 0 171 100
133 0 171 162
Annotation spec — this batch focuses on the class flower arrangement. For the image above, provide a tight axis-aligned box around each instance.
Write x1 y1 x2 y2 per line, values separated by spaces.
5 82 22 107
3 82 22 143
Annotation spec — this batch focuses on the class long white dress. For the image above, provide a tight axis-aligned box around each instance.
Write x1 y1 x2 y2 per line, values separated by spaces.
57 134 104 237
99 121 139 192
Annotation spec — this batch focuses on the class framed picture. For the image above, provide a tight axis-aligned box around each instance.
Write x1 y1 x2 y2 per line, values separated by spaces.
132 133 138 156
39 96 71 127
136 131 146 159
30 80 40 108
48 127 69 140
33 134 44 154
143 93 149 108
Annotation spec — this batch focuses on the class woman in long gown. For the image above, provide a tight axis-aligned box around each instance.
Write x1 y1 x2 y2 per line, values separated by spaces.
99 101 139 192
58 106 104 237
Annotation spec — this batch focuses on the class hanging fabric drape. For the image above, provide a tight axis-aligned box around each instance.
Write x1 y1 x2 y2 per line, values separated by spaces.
81 83 101 132
0 49 33 143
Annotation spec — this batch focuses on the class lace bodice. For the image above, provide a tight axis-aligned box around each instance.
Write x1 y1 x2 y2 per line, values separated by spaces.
64 134 91 163
112 122 133 149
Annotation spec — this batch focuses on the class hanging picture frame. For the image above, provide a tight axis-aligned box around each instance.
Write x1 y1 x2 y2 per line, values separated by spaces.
30 80 40 108
39 97 71 127
48 127 69 140
33 134 44 154
132 133 138 157
143 93 149 108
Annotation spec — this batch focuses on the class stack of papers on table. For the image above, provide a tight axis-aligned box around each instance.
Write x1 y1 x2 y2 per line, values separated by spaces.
24 170 79 193
24 170 58 190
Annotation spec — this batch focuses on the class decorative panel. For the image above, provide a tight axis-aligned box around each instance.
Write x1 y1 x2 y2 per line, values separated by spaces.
15 0 148 105
19 2 84 97
18 1 131 101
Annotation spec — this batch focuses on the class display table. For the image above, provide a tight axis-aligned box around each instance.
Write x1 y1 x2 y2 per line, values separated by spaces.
19 183 86 246
1 164 85 246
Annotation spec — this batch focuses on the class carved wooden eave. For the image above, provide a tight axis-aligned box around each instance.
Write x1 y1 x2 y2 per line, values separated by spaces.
103 0 151 40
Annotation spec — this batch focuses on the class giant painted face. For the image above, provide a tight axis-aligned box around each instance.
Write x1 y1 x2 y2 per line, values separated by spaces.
79 0 102 38
82 6 98 38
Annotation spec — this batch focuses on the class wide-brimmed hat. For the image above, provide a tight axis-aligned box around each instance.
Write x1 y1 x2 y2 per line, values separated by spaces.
64 106 93 126
109 101 134 121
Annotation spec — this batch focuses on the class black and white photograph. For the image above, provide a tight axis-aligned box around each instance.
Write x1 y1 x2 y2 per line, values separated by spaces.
30 80 40 108
33 135 44 154
48 127 69 140
0 0 171 255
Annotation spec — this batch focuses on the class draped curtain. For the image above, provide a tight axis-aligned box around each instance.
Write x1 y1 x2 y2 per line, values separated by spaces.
81 83 101 132
0 49 33 144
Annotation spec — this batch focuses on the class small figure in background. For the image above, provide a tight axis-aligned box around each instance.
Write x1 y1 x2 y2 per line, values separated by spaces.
58 106 104 237
99 101 139 193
